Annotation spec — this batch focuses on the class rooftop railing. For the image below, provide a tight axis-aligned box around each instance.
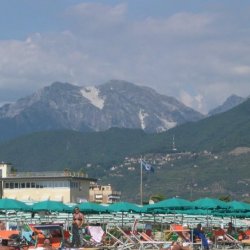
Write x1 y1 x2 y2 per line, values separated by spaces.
7 171 88 178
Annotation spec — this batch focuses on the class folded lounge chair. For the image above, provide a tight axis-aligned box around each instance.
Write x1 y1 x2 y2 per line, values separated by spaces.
105 225 135 250
83 225 105 247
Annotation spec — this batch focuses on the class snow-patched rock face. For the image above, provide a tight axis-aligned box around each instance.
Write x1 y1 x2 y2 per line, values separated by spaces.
0 81 204 140
138 109 149 130
156 116 177 132
80 86 105 110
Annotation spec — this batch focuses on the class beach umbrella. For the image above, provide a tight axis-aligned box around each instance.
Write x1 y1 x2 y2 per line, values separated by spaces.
192 198 231 226
148 197 193 211
228 201 250 211
107 202 141 227
0 198 31 211
192 197 230 210
178 209 212 216
77 202 108 214
32 200 71 212
107 202 141 213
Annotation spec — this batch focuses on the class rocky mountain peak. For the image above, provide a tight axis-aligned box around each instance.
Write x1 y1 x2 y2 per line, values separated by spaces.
0 80 204 141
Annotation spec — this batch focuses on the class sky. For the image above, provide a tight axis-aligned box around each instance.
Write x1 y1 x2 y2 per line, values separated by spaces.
0 0 250 114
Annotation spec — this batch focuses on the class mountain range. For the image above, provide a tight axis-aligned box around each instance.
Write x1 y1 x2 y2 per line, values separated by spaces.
0 97 250 201
0 80 249 202
0 80 203 142
208 94 245 116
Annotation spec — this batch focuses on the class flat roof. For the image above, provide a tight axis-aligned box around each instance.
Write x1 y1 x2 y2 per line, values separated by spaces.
0 176 97 182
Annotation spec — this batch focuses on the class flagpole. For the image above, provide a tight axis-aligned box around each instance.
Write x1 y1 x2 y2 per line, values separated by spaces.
140 157 143 205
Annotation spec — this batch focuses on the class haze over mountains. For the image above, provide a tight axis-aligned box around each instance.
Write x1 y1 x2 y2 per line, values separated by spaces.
0 80 204 142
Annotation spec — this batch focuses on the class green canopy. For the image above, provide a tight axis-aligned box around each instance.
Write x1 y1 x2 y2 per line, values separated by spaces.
192 197 230 209
76 202 108 214
178 209 212 215
0 198 31 211
228 200 250 211
148 198 193 211
32 200 71 212
107 202 141 213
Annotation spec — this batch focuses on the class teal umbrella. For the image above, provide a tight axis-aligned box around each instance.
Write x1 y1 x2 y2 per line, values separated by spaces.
107 202 141 227
192 197 230 209
0 198 31 211
228 201 250 211
141 204 172 214
32 200 71 212
107 202 141 213
178 209 212 215
148 197 193 211
77 202 108 214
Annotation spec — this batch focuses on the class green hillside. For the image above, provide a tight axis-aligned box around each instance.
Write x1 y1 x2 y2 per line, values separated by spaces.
0 98 250 202
0 128 165 171
168 98 250 152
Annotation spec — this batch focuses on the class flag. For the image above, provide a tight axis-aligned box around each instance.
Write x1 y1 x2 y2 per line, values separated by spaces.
141 160 154 173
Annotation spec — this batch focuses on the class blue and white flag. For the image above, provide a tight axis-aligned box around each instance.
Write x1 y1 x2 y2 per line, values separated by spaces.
141 160 154 173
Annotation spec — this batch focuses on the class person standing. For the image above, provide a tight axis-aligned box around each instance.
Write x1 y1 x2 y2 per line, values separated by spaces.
72 207 84 247
193 223 210 250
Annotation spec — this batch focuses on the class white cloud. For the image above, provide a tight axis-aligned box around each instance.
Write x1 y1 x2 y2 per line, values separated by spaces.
233 65 250 75
0 2 250 114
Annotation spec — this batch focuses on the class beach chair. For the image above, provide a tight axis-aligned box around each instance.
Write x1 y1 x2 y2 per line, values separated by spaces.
0 230 20 247
105 225 135 250
114 225 138 249
29 224 64 249
136 231 172 250
224 233 243 249
129 220 170 250
170 224 191 242
213 228 242 249
83 225 105 247
242 230 250 249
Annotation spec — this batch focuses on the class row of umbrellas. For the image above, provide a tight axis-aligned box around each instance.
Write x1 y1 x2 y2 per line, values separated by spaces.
0 197 250 217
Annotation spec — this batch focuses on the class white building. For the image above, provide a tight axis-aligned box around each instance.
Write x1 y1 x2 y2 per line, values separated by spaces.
0 162 96 203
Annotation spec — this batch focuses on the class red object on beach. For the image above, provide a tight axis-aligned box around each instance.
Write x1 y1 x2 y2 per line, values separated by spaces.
0 230 19 240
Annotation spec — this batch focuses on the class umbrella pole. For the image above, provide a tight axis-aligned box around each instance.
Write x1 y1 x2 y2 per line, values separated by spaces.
122 212 124 228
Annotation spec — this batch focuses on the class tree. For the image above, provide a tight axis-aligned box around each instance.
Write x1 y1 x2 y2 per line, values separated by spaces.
150 194 166 203
219 195 231 202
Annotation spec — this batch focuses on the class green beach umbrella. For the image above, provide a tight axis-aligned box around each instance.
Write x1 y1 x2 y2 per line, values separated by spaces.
77 202 108 214
107 202 141 213
0 198 31 211
228 200 250 211
192 197 230 209
107 202 141 227
179 209 212 215
32 200 71 212
148 197 193 211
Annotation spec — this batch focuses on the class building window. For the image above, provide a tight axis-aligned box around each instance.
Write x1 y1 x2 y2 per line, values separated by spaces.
5 183 9 189
15 183 19 188
31 182 35 188
10 182 14 189
26 182 30 188
21 183 25 188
